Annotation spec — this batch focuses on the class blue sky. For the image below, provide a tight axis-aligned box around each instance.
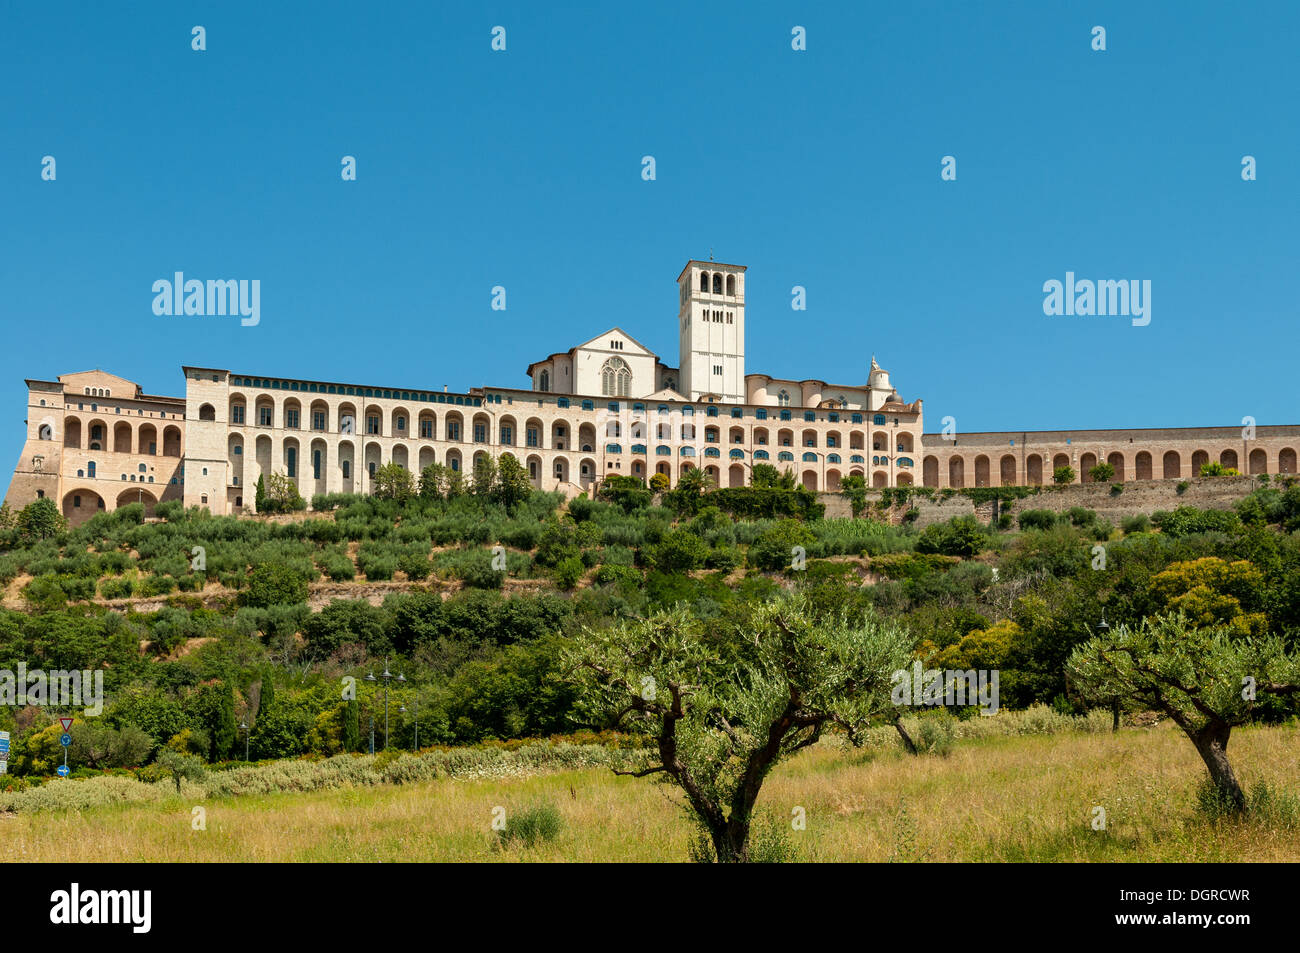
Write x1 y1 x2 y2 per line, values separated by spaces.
2 1 1296 442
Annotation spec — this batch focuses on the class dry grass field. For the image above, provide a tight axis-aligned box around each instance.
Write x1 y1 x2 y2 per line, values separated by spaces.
6 720 1298 862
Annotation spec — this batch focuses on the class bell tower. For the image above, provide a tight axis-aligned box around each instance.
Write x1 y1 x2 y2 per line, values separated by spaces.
677 259 745 402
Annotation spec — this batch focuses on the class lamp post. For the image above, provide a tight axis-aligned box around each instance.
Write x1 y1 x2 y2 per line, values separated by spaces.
399 699 419 751
240 719 249 762
365 658 405 750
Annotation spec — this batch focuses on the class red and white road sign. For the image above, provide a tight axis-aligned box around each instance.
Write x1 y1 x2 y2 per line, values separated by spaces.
59 717 73 732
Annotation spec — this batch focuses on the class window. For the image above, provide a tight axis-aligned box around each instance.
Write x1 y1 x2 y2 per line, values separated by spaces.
88 462 96 478
473 424 486 443
342 460 351 479
526 427 539 447
851 414 863 425
285 448 297 478
713 365 722 375
778 390 790 407
730 408 743 418
285 409 300 429
755 408 767 420
38 424 52 440
339 414 355 434
366 415 380 435
779 410 792 421
581 399 595 411
313 449 322 479
500 425 513 445
601 356 632 397
396 417 406 432
138 463 146 472
873 415 886 426
312 411 326 431
420 419 434 438
557 397 569 409
258 406 273 427
368 462 377 477
539 370 550 391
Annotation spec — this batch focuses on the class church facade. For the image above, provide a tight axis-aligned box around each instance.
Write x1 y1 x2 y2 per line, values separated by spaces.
6 259 1297 526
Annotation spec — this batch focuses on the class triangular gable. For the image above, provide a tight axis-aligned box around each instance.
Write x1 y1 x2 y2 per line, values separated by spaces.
572 327 659 360
643 386 688 402
59 370 140 396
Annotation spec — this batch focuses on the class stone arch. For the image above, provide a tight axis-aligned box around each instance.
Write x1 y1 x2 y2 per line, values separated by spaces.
391 406 410 439
1220 448 1238 470
228 433 244 489
229 394 247 426
826 429 843 451
198 402 216 422
310 399 330 433
418 409 437 441
974 455 991 486
948 456 966 488
113 421 133 454
116 487 158 517
392 444 409 470
1106 452 1126 481
525 453 543 487
897 432 914 453
310 438 328 493
729 463 745 488
872 470 888 488
364 441 383 481
578 423 596 453
801 428 817 448
802 470 818 491
826 468 842 491
255 395 275 428
363 404 384 437
445 410 465 442
418 445 436 473
499 414 519 446
64 418 82 449
1080 452 1098 481
337 402 358 436
471 412 491 445
550 419 567 451
254 434 272 485
923 456 939 487
62 489 105 527
162 425 182 457
871 430 889 452
754 426 770 446
1162 450 1181 480
849 431 864 451
445 447 463 473
578 456 597 489
87 418 108 451
1279 447 1297 475
999 454 1016 486
283 436 302 485
896 472 913 486
139 423 158 455
1249 448 1267 475
338 441 356 492
1191 449 1209 474
1026 454 1044 485
1135 451 1153 481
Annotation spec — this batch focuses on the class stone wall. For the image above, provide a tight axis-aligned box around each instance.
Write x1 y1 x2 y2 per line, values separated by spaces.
819 475 1274 527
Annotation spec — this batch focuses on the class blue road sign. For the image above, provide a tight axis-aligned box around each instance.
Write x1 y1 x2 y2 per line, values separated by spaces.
57 764 69 777
60 733 72 747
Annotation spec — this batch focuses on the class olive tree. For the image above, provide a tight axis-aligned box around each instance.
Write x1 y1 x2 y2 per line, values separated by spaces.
1067 614 1300 811
564 593 914 861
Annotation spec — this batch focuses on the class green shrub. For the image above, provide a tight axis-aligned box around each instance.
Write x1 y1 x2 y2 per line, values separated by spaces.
553 556 585 590
1121 514 1150 534
495 801 564 849
1017 510 1058 531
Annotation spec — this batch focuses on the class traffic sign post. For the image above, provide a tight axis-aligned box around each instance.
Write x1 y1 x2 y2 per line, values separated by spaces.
60 733 72 747
59 717 73 733
57 719 73 778
56 765 69 777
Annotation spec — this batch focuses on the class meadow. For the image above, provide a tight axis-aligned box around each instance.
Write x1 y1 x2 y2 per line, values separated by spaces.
7 719 1298 863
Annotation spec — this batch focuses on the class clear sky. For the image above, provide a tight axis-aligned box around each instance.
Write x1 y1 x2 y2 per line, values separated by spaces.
2 1 1296 442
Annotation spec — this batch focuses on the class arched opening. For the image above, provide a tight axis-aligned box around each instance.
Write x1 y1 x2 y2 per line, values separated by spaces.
872 471 888 488
1162 451 1181 480
228 434 244 489
1080 452 1098 481
1107 452 1125 481
974 455 991 487
999 454 1016 486
139 423 158 455
116 487 158 518
948 457 965 488
726 274 735 295
923 456 939 487
526 454 543 488
729 464 745 488
1249 448 1267 474
1279 448 1297 475
198 403 216 421
311 438 328 493
1191 449 1209 475
112 421 132 454
64 418 82 449
801 470 818 492
1220 449 1239 471
162 425 182 457
1026 454 1043 485
1135 451 1153 481
62 489 105 527
825 469 841 491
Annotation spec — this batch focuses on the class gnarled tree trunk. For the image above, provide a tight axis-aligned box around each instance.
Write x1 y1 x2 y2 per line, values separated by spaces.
1189 721 1245 812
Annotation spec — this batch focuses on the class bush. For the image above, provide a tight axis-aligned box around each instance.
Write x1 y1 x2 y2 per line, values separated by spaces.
1121 514 1150 534
915 516 985 559
1017 509 1058 531
495 801 564 850
1088 462 1115 482
240 563 309 607
649 529 708 573
1052 466 1075 485
553 556 585 590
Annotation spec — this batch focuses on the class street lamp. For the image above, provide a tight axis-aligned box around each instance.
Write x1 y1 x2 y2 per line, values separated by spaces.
240 719 249 762
365 658 405 750
1093 610 1119 733
399 699 420 751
